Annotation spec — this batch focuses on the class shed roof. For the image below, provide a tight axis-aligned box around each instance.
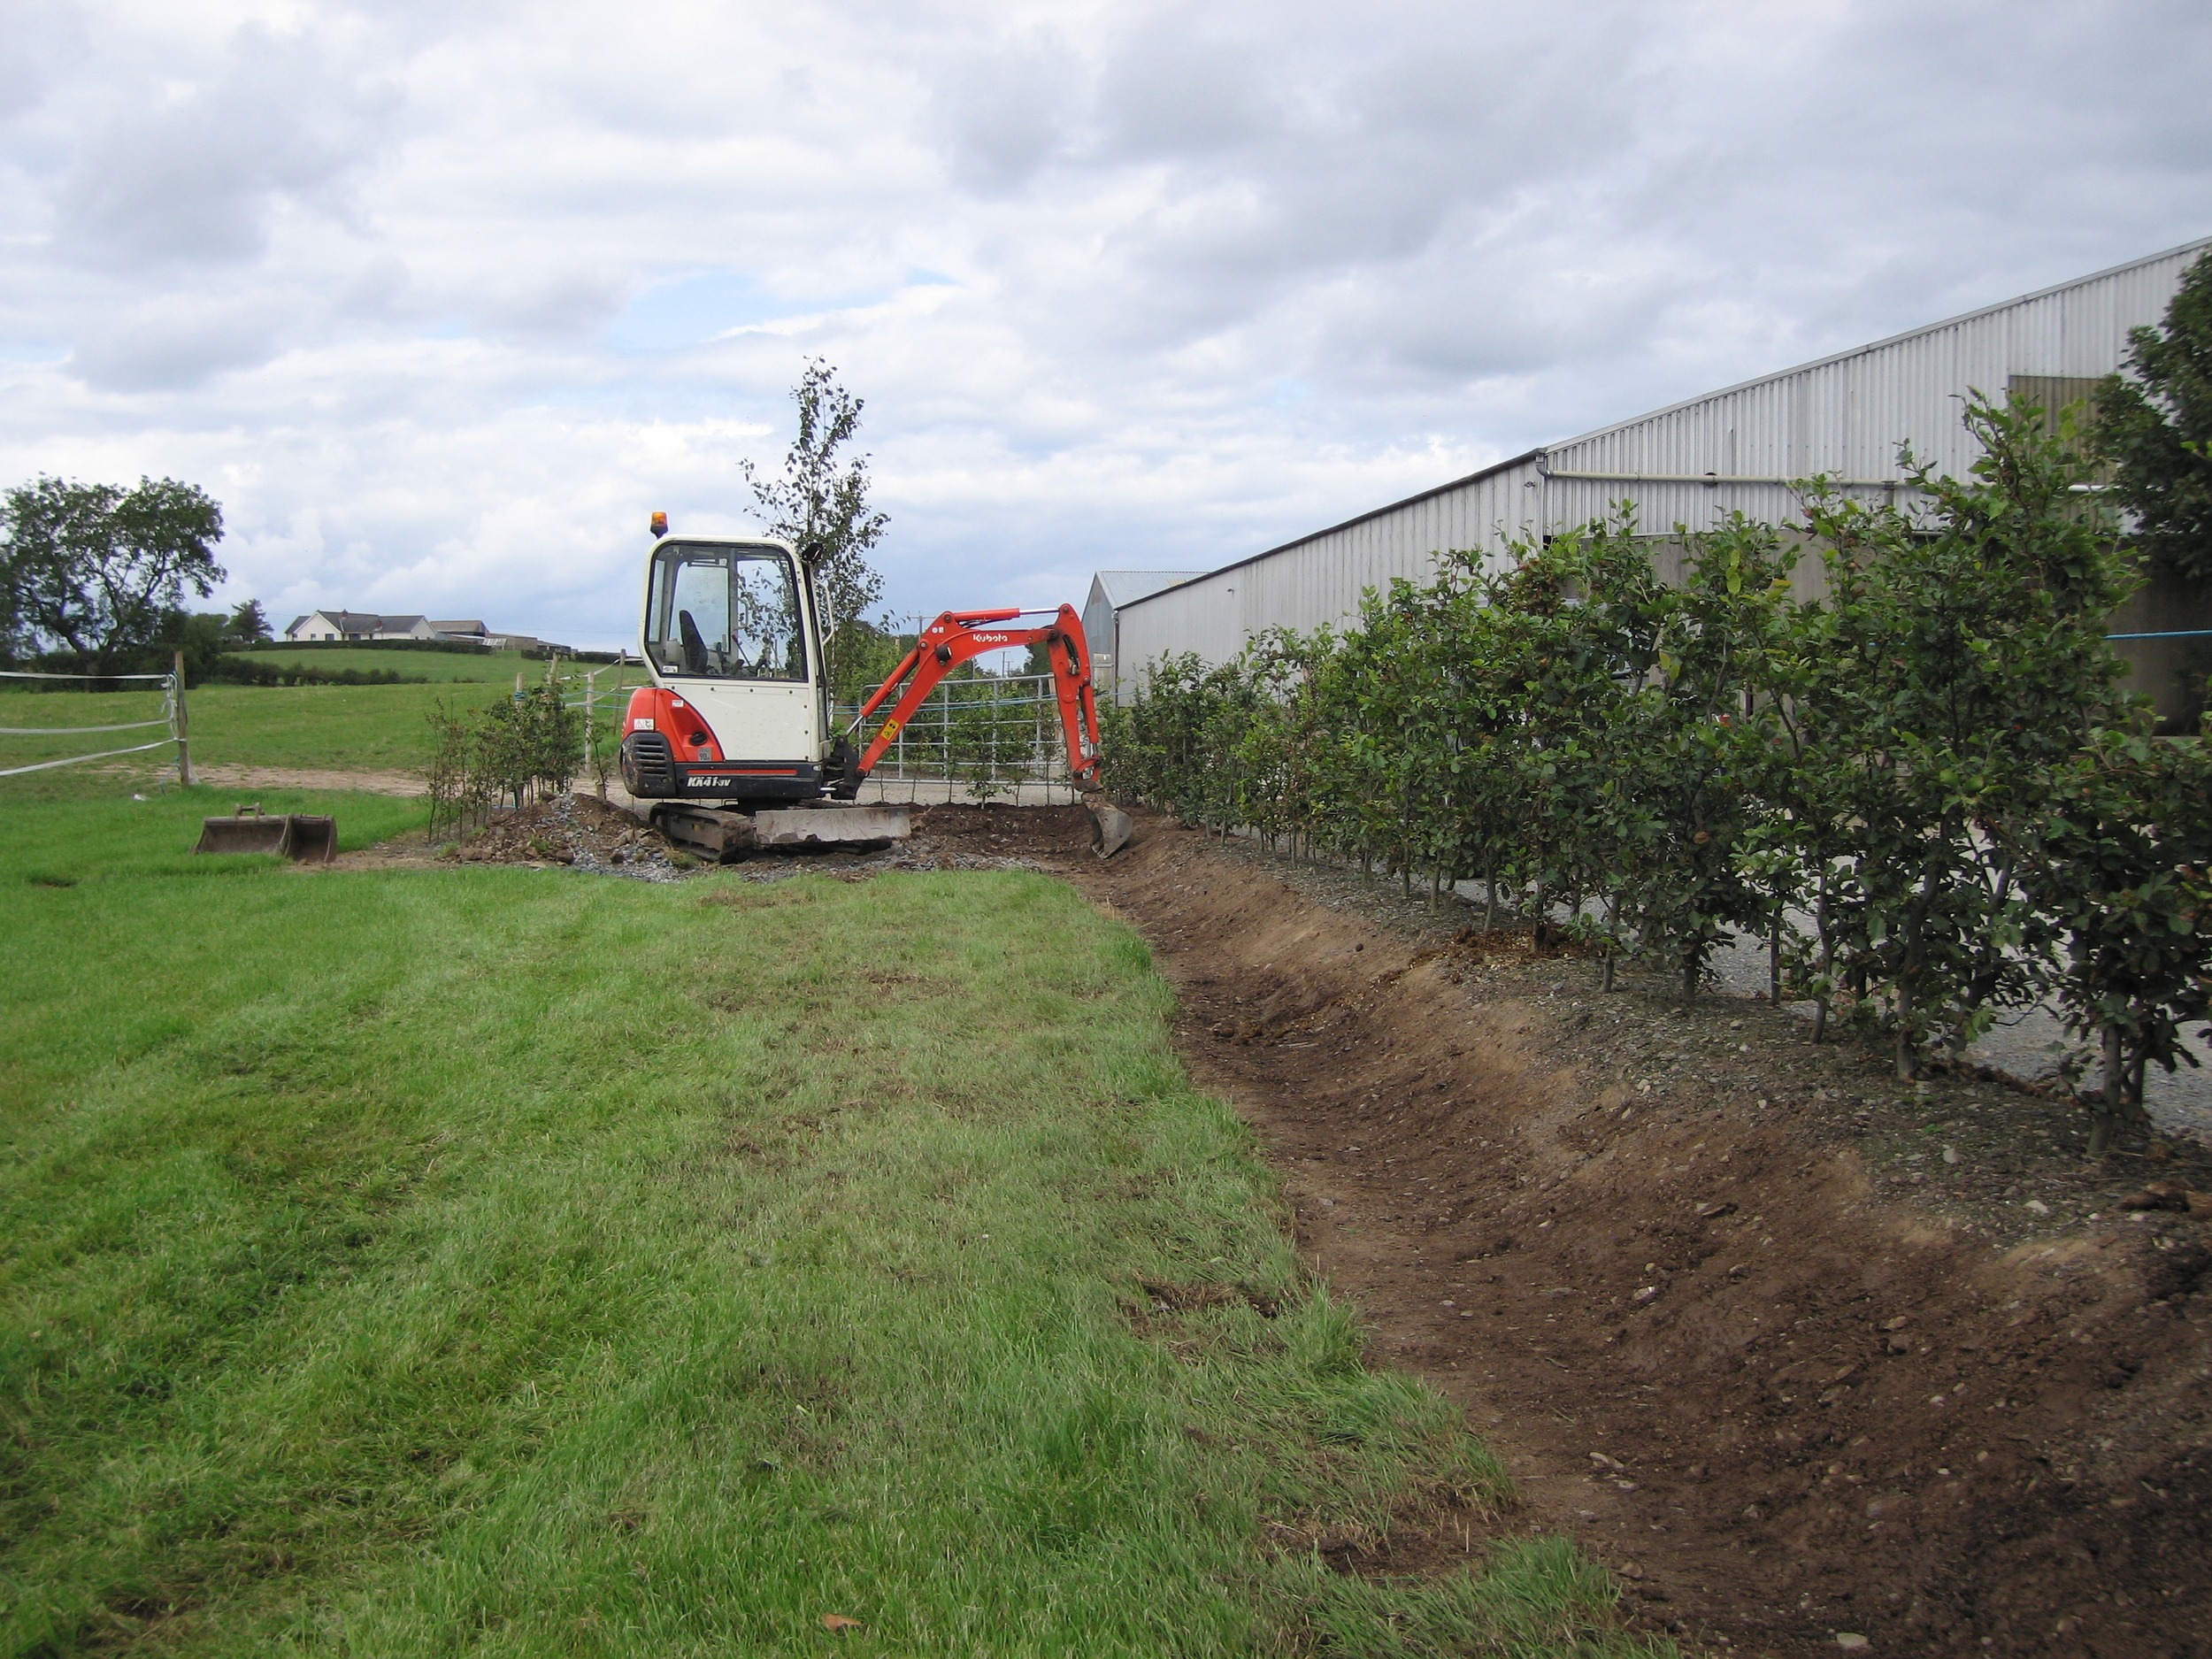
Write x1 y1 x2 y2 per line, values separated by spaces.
1090 571 1204 609
1555 234 2211 457
1115 456 1544 604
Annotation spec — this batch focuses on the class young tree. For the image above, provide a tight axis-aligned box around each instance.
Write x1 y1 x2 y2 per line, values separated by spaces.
2092 250 2212 582
227 598 273 643
0 475 226 672
2023 725 2212 1155
740 359 889 694
1613 514 1797 1001
1799 396 2139 1078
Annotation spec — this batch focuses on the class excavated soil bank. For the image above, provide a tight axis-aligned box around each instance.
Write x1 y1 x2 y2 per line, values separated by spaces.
918 803 2212 1659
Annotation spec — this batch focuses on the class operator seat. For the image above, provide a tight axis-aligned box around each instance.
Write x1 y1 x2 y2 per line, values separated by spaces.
678 610 709 677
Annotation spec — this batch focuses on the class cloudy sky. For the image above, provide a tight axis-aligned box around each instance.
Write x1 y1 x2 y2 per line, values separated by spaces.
2 0 2208 649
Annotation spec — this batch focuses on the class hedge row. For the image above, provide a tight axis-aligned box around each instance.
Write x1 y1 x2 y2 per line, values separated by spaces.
208 657 425 687
1102 397 2211 1155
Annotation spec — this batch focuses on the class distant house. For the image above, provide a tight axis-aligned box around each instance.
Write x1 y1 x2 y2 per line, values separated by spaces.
280 611 566 653
483 633 575 654
282 611 500 645
285 610 387 641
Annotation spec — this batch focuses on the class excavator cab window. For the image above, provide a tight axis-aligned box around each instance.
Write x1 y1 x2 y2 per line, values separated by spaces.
646 544 808 682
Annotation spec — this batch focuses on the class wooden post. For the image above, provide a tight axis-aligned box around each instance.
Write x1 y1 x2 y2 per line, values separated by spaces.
584 668 602 798
172 649 195 787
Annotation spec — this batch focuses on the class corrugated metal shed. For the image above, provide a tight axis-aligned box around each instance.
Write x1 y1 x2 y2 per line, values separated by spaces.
1113 237 2211 691
1083 570 1203 695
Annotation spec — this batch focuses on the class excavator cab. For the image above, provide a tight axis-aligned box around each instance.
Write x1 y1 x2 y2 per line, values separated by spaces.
620 529 904 859
623 536 833 806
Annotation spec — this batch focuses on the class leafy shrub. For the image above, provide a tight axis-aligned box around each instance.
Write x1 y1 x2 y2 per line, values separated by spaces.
1107 394 2207 1139
424 680 583 839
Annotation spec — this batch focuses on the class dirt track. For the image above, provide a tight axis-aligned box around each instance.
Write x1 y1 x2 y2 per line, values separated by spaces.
912 803 2211 1659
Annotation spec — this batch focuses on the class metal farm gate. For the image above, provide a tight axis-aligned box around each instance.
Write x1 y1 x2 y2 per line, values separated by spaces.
833 673 1083 805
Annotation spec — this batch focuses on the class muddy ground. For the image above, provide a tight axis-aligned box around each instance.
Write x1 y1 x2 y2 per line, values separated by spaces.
188 763 427 797
406 795 1058 882
903 803 2211 1659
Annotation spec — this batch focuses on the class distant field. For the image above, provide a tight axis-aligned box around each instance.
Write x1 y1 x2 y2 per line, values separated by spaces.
3 671 635 785
0 790 1659 1657
1 682 501 780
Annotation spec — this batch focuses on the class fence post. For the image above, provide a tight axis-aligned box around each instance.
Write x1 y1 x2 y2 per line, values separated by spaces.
583 668 596 796
172 649 195 787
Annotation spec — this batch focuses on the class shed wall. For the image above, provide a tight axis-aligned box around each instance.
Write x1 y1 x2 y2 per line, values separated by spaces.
1115 239 2209 690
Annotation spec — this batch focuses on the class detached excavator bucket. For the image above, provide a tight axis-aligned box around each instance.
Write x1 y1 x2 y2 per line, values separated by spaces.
193 805 338 864
1086 795 1133 859
279 815 339 863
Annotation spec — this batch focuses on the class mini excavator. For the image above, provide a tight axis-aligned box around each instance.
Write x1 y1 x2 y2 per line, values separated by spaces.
618 516 1133 861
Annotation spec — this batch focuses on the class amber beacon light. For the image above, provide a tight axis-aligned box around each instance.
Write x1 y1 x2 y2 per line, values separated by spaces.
649 511 668 539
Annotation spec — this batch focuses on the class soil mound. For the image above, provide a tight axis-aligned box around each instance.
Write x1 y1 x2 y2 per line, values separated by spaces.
907 802 1096 856
446 793 686 879
948 804 2211 1658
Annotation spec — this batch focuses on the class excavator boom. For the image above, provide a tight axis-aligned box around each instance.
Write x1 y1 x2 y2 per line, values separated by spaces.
843 603 1131 856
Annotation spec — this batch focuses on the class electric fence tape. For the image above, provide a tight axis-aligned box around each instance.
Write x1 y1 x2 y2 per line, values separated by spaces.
0 670 180 778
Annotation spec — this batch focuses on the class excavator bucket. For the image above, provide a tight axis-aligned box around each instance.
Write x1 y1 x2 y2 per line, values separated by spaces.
1086 795 1134 859
193 804 338 863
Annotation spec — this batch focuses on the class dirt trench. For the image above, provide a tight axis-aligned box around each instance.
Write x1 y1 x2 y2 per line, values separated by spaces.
921 804 2212 1659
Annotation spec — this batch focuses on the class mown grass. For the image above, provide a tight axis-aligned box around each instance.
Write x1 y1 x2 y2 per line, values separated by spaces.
0 795 1671 1657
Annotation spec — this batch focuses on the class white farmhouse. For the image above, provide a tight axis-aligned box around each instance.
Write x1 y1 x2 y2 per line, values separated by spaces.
282 612 497 644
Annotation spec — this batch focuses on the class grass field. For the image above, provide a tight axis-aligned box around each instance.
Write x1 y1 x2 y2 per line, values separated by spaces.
4 682 506 778
0 783 1667 1656
4 668 648 783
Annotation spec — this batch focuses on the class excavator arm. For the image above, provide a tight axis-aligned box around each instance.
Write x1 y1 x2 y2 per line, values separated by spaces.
840 604 1133 856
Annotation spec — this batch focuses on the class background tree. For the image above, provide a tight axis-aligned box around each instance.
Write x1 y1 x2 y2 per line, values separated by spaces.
227 598 273 644
160 611 234 684
740 359 889 696
829 617 912 705
0 475 225 673
2093 250 2212 583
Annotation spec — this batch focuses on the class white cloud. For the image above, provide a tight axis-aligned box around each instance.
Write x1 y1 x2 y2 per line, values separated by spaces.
0 0 2207 649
